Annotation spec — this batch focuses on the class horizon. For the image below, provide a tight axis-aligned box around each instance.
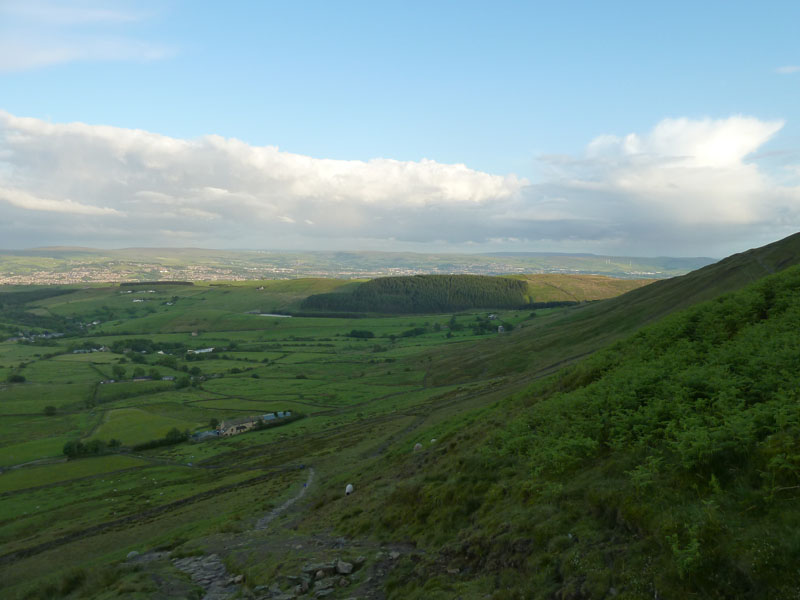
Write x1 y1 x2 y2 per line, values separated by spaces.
1 1 799 257
0 244 721 260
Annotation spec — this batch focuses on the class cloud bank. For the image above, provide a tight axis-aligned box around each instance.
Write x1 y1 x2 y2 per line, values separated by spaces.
1 111 798 255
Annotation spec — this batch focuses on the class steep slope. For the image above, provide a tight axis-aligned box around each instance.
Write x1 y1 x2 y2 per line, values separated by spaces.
310 261 800 599
428 232 800 385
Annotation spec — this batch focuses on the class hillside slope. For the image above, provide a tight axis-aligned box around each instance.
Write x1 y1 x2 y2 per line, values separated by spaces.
428 232 800 385
311 261 800 599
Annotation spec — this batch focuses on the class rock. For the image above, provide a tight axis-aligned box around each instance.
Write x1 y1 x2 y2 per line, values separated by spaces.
389 551 401 560
354 555 366 568
233 574 244 584
338 577 349 587
315 577 335 591
335 559 353 575
126 550 140 560
314 590 334 598
315 570 326 580
447 567 460 574
303 562 334 577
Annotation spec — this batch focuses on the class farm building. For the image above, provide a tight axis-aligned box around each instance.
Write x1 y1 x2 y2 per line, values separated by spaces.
218 412 293 437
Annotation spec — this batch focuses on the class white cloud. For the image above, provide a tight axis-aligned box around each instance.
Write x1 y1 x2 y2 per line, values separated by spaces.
0 111 525 248
528 116 800 253
0 186 121 216
1 111 798 255
776 65 800 74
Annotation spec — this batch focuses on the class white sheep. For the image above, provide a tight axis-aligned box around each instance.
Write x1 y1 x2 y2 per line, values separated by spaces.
345 483 354 496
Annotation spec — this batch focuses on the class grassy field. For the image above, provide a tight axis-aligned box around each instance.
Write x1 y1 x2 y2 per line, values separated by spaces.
1 274 540 599
2 239 798 600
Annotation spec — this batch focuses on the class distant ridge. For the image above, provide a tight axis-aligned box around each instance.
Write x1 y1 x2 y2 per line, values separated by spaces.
0 247 715 285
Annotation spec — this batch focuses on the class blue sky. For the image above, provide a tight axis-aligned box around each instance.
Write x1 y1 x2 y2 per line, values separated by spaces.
1 0 799 257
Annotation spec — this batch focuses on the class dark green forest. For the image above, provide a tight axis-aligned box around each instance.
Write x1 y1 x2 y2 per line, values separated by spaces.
301 274 530 313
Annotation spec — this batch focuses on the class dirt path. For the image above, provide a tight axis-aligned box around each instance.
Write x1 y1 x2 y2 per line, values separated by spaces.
255 467 315 530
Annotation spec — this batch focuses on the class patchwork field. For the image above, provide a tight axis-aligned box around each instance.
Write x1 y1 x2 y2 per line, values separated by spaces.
0 279 549 598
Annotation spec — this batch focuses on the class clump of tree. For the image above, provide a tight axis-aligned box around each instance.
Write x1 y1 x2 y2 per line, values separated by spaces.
132 427 188 451
301 274 530 313
63 438 121 459
347 329 375 338
109 338 187 355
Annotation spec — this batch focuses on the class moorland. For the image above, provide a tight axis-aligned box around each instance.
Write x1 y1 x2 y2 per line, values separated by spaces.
1 235 799 600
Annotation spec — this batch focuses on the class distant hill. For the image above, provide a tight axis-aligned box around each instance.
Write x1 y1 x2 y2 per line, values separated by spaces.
0 247 715 285
428 231 800 384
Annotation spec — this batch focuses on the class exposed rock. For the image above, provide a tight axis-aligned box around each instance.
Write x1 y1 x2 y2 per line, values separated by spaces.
338 576 349 587
126 550 140 560
335 559 354 575
315 569 326 580
314 577 335 591
302 562 335 577
314 590 334 598
388 551 401 560
354 555 366 568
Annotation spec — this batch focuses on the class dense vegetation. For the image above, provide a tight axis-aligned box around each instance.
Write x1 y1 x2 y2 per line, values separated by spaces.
302 274 531 313
334 264 800 598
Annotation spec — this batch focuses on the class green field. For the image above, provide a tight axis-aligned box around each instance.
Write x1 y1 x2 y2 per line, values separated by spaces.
1 237 799 600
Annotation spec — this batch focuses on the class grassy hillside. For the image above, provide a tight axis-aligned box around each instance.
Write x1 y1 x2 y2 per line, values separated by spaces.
428 232 800 385
1 234 797 600
307 262 800 598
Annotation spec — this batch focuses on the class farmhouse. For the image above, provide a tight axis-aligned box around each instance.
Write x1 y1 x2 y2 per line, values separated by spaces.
218 411 293 437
